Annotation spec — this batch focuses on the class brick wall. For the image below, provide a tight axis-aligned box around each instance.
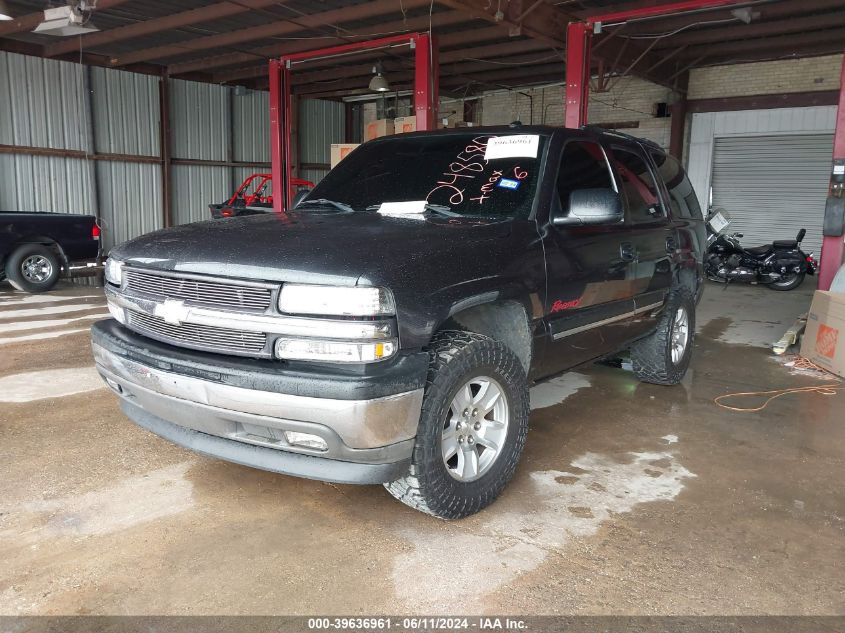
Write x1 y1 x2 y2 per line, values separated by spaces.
479 78 674 149
688 54 843 99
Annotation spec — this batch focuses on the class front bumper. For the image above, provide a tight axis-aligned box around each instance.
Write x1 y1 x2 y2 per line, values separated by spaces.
92 320 427 484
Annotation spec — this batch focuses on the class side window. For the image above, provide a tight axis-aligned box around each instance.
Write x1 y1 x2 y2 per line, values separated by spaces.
610 146 665 224
649 150 703 220
555 141 615 216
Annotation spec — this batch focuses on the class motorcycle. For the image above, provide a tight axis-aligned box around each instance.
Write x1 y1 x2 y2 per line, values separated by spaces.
704 208 817 291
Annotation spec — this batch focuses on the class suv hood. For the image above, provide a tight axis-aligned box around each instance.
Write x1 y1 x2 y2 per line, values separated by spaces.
111 210 517 289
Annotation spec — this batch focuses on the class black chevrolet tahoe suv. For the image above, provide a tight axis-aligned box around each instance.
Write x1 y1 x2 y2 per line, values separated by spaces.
92 126 705 519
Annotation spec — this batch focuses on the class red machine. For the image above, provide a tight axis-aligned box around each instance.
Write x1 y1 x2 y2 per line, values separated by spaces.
209 173 314 219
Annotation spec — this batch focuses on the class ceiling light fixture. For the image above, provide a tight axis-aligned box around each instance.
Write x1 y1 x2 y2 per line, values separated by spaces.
33 3 98 36
368 62 390 93
0 0 13 20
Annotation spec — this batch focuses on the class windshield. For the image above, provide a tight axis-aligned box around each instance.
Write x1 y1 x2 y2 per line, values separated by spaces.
307 132 549 218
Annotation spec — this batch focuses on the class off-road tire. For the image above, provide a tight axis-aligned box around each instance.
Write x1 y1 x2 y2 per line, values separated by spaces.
4 244 61 293
768 272 805 291
384 331 530 519
630 288 695 385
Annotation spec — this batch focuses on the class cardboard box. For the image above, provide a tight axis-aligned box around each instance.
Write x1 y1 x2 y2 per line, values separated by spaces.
394 116 417 134
330 143 359 168
800 290 845 378
365 118 394 141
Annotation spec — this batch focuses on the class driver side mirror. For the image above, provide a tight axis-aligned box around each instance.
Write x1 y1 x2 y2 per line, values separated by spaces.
552 188 624 226
291 188 311 209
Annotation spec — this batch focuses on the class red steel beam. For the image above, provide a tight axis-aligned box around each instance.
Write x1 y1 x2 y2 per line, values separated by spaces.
818 55 845 290
564 21 591 128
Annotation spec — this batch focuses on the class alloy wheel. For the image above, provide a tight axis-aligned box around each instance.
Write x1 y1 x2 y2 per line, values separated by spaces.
441 376 510 482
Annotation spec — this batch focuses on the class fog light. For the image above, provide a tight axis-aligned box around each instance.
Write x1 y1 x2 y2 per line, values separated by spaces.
274 338 396 362
285 431 328 451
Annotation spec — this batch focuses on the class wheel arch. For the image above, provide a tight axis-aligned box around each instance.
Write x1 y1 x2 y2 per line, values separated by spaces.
7 235 68 269
433 296 533 375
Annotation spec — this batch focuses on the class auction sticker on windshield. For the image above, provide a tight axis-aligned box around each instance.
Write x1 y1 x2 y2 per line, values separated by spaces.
484 135 540 160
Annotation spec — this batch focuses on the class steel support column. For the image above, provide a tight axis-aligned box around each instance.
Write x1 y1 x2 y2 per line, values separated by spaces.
564 22 591 129
818 56 845 290
414 33 439 131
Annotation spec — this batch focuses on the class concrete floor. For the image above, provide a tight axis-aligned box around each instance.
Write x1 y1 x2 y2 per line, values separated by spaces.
1 279 843 616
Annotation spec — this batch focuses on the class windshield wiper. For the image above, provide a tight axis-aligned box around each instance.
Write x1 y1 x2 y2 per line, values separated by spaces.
365 203 458 217
297 198 354 213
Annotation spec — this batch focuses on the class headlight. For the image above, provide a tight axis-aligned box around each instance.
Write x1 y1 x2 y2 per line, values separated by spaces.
275 338 396 363
104 258 124 286
278 284 395 316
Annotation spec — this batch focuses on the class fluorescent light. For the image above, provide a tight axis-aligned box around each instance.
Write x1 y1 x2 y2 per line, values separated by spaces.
33 5 99 36
0 0 13 20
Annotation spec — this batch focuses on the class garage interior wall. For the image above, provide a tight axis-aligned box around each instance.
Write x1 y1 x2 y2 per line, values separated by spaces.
0 51 337 252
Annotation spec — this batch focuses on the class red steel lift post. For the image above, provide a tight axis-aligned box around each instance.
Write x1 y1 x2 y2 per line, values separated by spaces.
269 33 439 212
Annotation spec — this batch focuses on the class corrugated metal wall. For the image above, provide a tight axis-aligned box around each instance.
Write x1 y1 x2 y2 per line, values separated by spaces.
298 98 344 185
0 52 96 215
90 67 162 250
170 79 230 226
1 52 334 252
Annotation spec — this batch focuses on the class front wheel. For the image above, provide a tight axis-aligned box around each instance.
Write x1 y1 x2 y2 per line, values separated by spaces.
384 331 530 519
4 244 61 293
629 288 695 385
768 272 805 291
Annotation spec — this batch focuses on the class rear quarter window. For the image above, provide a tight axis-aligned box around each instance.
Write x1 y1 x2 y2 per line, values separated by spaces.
649 150 703 220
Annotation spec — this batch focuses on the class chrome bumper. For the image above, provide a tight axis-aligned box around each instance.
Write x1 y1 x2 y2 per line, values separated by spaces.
93 342 423 484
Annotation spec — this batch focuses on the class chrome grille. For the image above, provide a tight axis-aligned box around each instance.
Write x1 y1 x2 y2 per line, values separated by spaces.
124 269 272 313
127 310 268 357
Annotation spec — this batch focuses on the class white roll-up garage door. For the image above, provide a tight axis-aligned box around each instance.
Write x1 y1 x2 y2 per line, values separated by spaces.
710 133 833 258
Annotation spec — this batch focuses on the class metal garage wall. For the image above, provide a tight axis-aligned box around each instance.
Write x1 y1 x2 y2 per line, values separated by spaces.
710 134 833 257
233 89 270 163
298 98 344 185
90 67 162 251
0 52 95 214
171 79 230 225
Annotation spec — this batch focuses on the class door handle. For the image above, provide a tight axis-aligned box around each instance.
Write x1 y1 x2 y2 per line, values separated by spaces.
620 242 636 262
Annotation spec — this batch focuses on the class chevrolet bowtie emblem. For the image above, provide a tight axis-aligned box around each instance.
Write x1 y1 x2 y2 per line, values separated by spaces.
154 298 190 326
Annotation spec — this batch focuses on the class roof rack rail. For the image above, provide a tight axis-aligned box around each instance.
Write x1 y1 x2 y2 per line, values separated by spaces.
580 124 663 150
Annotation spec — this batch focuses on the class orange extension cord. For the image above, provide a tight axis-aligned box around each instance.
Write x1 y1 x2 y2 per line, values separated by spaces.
714 357 844 413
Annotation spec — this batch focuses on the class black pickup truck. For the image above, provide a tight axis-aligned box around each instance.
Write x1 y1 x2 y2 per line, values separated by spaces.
1 212 101 293
92 126 705 519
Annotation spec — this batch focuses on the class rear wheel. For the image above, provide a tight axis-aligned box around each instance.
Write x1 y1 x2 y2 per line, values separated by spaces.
630 288 695 385
768 272 805 291
384 331 529 519
4 244 61 293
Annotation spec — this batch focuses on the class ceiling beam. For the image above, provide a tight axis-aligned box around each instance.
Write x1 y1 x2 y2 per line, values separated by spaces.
678 26 845 59
0 0 132 37
282 39 553 88
173 10 473 77
210 24 516 83
607 0 844 35
650 10 845 49
43 0 282 58
436 0 682 87
109 0 432 66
